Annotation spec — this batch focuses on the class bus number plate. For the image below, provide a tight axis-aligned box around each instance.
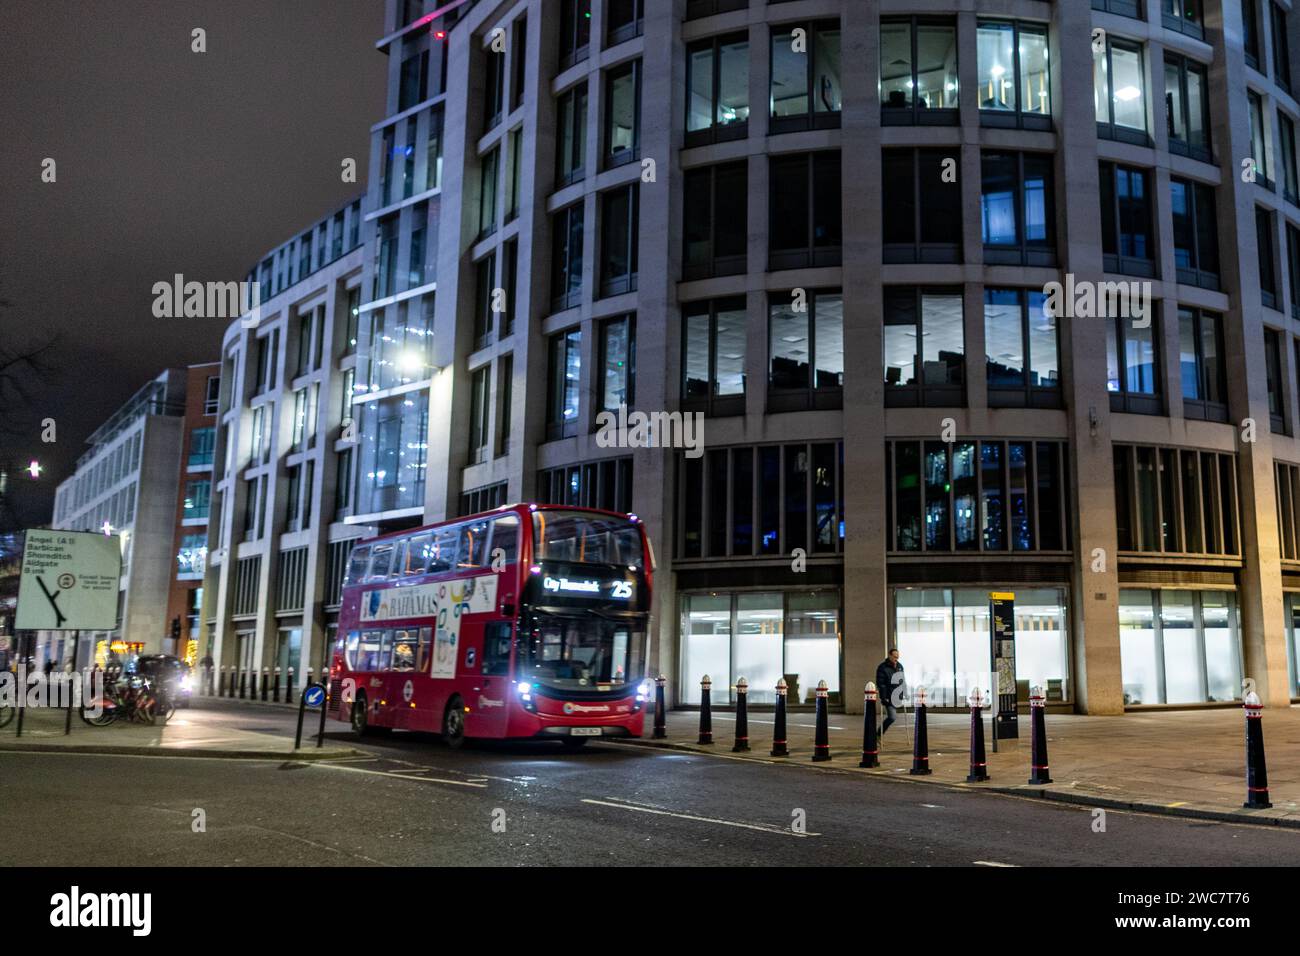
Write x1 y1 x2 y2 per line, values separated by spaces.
570 727 602 737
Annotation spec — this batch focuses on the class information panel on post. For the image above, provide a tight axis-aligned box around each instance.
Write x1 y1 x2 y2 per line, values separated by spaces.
989 591 1018 740
15 529 122 631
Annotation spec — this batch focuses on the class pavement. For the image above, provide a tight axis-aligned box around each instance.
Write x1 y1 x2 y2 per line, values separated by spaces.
625 702 1300 827
0 696 358 760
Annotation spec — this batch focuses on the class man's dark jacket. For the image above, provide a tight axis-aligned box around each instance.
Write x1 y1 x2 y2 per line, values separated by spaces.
876 658 905 704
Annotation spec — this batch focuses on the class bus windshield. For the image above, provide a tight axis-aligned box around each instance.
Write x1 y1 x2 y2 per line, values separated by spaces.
521 612 645 689
532 511 643 566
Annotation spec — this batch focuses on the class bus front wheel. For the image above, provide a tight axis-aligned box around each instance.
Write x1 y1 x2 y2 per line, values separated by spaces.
442 696 466 749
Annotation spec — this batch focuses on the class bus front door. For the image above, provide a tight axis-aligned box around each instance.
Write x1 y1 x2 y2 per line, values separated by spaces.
465 621 513 738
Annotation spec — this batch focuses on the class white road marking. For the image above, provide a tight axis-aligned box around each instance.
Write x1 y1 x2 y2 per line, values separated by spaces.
920 803 944 809
311 762 487 788
581 797 820 837
973 860 1017 867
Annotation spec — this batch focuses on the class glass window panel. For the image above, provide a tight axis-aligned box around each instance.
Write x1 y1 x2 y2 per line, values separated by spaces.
814 295 843 388
681 594 731 705
785 592 839 703
953 590 992 707
734 594 784 703
981 154 1018 246
683 308 711 400
813 26 841 113
732 448 753 555
677 50 708 127
977 22 1015 111
916 23 958 109
759 447 781 554
953 442 978 550
715 303 746 396
771 29 808 117
1165 61 1186 144
895 441 922 552
785 445 809 554
1202 592 1240 702
1110 43 1146 131
1179 309 1200 399
1009 442 1032 551
1124 320 1158 394
770 300 809 390
1120 590 1161 705
1159 591 1201 703
922 293 964 385
984 288 1024 387
894 588 955 707
923 441 950 550
1027 292 1058 388
1020 26 1050 115
981 441 1004 550
718 38 750 126
880 22 913 108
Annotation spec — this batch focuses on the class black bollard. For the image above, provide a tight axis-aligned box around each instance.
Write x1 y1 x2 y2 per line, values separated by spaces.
261 668 269 701
812 679 831 761
771 678 789 757
732 677 750 752
653 675 666 739
1243 692 1272 809
966 688 989 782
273 667 281 703
306 668 315 692
698 675 713 744
238 669 246 699
1028 685 1053 784
286 667 295 703
218 666 227 696
909 686 932 775
859 682 880 768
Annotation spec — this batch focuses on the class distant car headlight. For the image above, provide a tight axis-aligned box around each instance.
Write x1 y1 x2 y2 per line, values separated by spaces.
180 675 193 692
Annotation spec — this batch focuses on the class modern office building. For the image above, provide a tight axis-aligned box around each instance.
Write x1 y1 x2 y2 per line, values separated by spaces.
43 369 190 667
362 0 1300 715
202 198 368 684
163 362 221 661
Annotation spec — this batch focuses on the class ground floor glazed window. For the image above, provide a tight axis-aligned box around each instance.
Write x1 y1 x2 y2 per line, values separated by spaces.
679 590 840 707
892 586 1069 707
1119 589 1241 705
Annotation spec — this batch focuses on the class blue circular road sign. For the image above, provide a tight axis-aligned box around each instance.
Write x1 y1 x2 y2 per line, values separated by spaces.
304 685 325 707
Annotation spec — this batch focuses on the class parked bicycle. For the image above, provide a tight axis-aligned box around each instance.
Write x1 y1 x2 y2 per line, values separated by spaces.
82 674 173 727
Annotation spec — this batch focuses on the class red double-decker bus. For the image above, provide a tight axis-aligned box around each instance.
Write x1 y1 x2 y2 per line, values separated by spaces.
330 504 654 748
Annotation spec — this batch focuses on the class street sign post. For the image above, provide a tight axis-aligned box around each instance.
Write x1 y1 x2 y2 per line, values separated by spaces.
989 591 1018 741
15 530 122 631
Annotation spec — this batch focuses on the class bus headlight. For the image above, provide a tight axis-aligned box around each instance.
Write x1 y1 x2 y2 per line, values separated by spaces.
635 680 651 702
515 681 537 713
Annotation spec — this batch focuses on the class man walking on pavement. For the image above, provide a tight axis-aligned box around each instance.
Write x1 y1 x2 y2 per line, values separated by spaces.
875 648 905 736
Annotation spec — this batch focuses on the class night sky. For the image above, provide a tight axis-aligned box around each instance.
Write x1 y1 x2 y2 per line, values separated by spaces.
0 0 386 530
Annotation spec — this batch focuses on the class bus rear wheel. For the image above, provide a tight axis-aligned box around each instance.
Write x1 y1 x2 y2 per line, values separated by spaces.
442 696 466 749
351 694 371 736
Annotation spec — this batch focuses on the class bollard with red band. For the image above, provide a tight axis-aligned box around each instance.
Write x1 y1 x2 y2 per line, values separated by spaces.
1243 691 1272 809
966 687 989 782
1028 686 1052 784
698 675 714 744
653 675 667 738
732 677 750 752
771 678 789 756
909 686 932 775
859 682 880 768
811 680 831 761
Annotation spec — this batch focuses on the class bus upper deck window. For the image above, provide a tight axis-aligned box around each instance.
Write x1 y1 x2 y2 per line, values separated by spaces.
367 544 394 582
459 521 490 567
490 515 518 563
405 533 434 575
344 546 370 587
430 528 458 572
